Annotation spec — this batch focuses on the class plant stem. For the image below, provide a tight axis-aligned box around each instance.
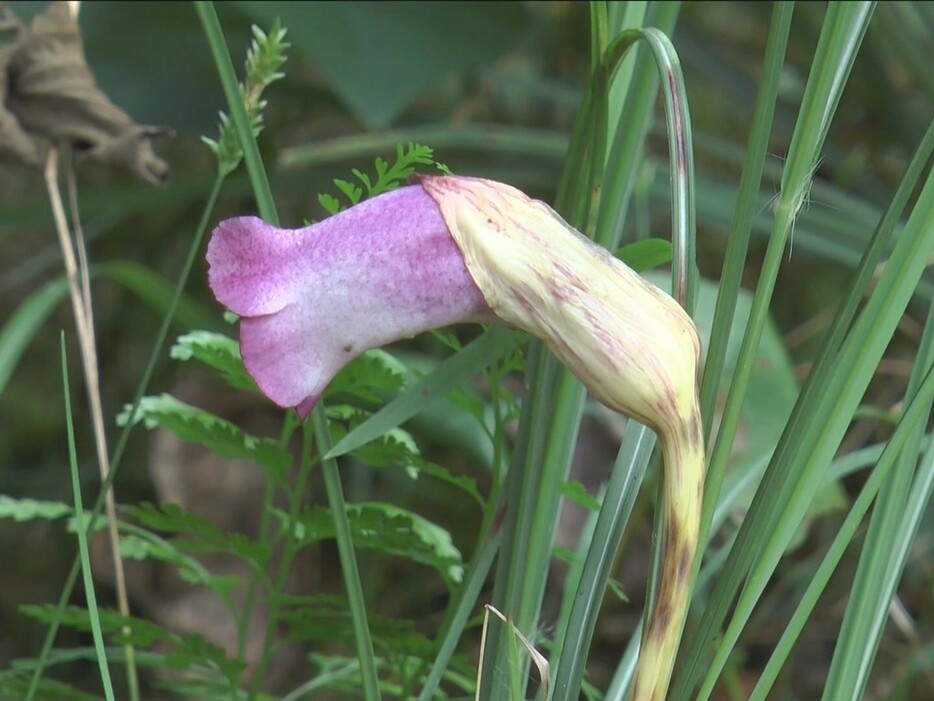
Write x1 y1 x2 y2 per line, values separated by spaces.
44 148 138 701
195 3 381 697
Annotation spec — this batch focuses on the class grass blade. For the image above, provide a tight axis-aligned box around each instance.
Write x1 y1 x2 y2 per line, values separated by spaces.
195 3 381 697
700 109 933 699
673 3 879 697
550 425 656 699
821 276 934 696
60 333 115 701
327 328 521 460
749 357 934 700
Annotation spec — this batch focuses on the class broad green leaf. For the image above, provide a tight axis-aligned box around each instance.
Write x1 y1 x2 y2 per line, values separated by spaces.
614 237 672 272
232 2 527 128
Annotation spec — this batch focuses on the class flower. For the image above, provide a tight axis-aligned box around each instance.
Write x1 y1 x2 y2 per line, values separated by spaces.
207 183 496 418
207 174 704 701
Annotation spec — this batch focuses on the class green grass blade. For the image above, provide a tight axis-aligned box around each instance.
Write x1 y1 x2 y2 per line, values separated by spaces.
417 530 502 701
550 425 656 700
699 121 932 700
195 4 380 697
595 2 680 252
194 1 279 223
0 278 68 396
673 4 878 697
821 302 934 697
94 262 220 332
27 173 227 701
279 124 568 169
0 262 212 400
481 4 625 692
516 376 589 627
326 328 521 459
698 0 793 451
606 1 648 141
675 113 934 700
482 346 560 699
60 334 115 701
550 13 697 698
623 27 696 310
748 358 934 700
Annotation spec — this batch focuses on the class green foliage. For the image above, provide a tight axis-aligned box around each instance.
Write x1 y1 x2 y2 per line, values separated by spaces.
19 605 246 685
202 20 290 175
127 502 271 570
325 348 408 404
170 331 256 392
0 495 71 522
116 394 292 479
317 142 448 215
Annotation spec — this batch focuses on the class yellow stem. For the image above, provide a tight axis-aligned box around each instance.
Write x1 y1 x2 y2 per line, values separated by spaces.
631 407 705 701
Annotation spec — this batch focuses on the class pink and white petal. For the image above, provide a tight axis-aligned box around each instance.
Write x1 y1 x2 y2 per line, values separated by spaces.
207 185 493 416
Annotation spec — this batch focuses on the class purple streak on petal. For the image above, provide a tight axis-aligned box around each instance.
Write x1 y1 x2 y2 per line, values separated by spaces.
206 185 493 418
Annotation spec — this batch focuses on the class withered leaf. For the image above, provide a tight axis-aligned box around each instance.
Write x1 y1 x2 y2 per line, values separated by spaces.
0 3 41 165
0 1 171 185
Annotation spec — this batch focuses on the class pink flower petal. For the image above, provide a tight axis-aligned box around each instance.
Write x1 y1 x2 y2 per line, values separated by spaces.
207 185 493 417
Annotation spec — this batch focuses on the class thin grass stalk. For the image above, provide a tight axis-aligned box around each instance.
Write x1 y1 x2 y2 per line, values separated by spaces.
596 3 680 251
675 99 930 701
487 108 608 701
698 95 932 701
417 529 503 701
42 147 137 700
550 425 656 699
66 155 140 701
416 345 513 700
481 8 616 691
194 3 381 697
672 4 877 695
697 1 794 445
748 358 934 700
604 28 696 312
239 412 298 663
25 172 225 700
60 333 116 701
550 18 698 700
249 420 319 697
516 378 589 627
605 1 648 140
482 346 561 698
821 212 934 697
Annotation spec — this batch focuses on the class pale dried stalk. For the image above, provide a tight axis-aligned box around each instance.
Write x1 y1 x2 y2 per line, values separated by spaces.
45 147 136 692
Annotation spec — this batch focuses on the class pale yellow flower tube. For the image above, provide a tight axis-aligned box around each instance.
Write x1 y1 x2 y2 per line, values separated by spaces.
422 175 705 701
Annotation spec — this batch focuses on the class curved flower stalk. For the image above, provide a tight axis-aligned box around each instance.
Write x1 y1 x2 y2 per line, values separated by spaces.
207 174 704 701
